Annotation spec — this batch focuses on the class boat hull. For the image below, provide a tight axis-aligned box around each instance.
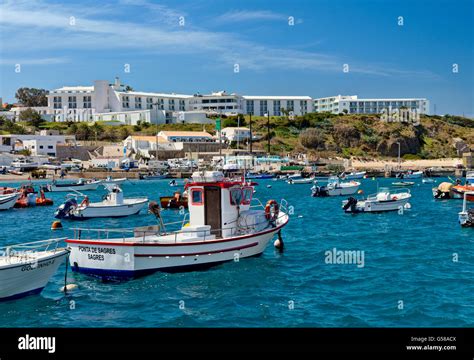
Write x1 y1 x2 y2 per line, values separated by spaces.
0 250 68 301
0 193 20 210
66 216 288 279
64 199 148 219
47 182 101 192
343 197 411 213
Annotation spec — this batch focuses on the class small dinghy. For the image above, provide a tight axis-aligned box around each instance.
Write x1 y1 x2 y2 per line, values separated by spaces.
287 173 316 184
43 178 101 192
55 185 148 220
246 172 274 179
342 187 411 213
422 177 435 184
392 181 415 187
0 193 20 211
101 176 127 186
339 171 366 180
311 176 360 197
65 171 289 279
0 239 69 301
459 191 474 227
139 172 169 180
396 170 423 179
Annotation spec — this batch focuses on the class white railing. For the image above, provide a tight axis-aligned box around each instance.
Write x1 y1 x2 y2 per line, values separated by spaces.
72 197 289 245
0 238 65 264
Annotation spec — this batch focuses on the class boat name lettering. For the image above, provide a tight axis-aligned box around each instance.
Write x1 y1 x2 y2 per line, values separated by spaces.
21 259 55 272
78 246 116 255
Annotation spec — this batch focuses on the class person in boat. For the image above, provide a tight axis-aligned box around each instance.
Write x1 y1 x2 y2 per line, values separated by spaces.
80 196 90 207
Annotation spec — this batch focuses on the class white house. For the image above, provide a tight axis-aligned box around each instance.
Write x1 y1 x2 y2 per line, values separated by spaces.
221 127 251 142
0 134 75 156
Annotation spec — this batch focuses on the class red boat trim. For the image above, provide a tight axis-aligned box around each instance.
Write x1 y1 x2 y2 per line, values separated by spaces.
134 242 259 257
65 218 288 247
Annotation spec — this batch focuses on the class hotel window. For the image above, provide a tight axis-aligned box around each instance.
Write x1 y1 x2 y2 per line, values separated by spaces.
146 97 153 109
169 99 175 110
122 96 130 109
179 100 185 111
259 100 268 116
135 97 142 109
53 96 62 109
246 100 254 115
68 96 77 109
273 100 281 116
83 96 92 108
287 100 294 112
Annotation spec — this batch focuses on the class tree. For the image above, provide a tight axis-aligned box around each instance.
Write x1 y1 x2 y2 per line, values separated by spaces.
299 128 325 150
118 126 131 140
76 123 92 140
18 108 44 128
90 122 104 142
15 88 48 107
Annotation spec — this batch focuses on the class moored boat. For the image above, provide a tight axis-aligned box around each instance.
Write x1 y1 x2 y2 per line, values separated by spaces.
287 173 315 184
339 171 366 180
43 179 101 192
311 176 360 197
466 171 474 183
139 172 169 180
65 171 289 279
246 173 274 180
55 186 148 220
396 170 423 179
100 176 127 186
392 181 415 187
459 192 474 227
0 193 20 211
0 239 69 301
342 187 411 213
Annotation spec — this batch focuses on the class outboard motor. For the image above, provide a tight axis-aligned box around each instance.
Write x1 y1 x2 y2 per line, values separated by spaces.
311 185 329 197
55 198 78 219
343 197 358 212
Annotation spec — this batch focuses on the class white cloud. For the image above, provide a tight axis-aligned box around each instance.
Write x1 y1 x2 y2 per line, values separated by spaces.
214 10 286 23
0 0 437 79
0 57 69 65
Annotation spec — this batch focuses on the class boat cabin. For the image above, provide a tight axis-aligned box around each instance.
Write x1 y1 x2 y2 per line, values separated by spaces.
185 171 256 238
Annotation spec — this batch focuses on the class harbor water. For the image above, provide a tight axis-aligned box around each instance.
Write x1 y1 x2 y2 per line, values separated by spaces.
0 177 472 327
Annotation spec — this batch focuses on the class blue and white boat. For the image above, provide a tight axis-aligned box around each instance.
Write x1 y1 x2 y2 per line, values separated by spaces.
0 239 69 301
245 172 274 180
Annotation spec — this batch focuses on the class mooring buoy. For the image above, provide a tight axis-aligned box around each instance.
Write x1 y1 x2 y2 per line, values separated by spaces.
51 221 63 230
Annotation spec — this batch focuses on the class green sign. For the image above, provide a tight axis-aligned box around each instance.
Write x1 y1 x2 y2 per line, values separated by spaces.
215 118 221 131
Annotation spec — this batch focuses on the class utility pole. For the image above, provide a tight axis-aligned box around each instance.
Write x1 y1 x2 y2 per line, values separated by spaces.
396 141 401 170
249 113 252 154
266 112 270 154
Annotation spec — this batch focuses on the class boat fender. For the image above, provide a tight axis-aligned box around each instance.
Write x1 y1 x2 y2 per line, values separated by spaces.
392 196 398 200
81 196 90 207
274 230 284 252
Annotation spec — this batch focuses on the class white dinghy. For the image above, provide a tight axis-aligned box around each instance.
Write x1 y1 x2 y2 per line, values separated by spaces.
66 171 290 279
287 173 316 184
100 176 127 186
55 185 148 220
0 239 69 301
43 178 101 192
339 171 366 180
312 176 360 197
342 187 411 213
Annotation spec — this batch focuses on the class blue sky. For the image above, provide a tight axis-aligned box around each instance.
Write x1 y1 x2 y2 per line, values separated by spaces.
0 0 473 116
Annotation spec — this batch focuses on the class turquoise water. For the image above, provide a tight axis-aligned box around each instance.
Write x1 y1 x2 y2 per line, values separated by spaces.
0 177 472 327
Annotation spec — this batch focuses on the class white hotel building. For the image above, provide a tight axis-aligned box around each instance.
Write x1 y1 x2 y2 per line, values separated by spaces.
8 78 429 124
314 95 429 115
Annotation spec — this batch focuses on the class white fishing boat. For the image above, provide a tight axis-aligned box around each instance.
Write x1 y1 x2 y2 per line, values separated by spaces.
287 173 315 184
0 239 69 301
342 187 411 213
100 176 127 186
311 176 360 197
459 192 474 227
65 171 290 279
55 185 148 220
43 179 101 192
0 192 20 210
397 170 423 179
339 171 366 180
